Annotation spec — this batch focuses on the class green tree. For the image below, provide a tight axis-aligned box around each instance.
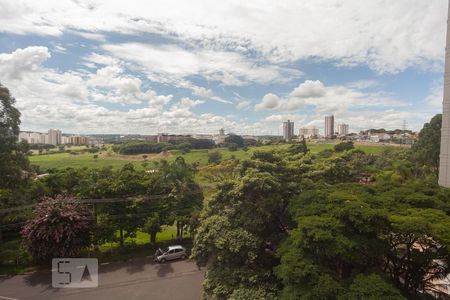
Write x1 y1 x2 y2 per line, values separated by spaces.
228 142 238 151
411 114 441 173
224 134 244 147
339 274 405 300
143 213 162 244
0 84 29 189
192 152 299 299
289 138 308 155
0 84 31 244
176 142 191 153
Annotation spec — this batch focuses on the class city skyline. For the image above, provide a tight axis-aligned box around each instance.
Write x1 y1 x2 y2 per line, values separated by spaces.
0 1 446 135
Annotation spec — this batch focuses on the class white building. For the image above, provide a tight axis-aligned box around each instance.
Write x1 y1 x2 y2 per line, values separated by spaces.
324 115 335 138
18 131 47 144
48 129 62 146
213 128 227 144
299 127 319 138
439 0 450 187
283 120 294 141
369 133 391 143
337 123 349 136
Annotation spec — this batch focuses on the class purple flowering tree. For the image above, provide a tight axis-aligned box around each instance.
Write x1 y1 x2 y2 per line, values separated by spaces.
21 195 93 262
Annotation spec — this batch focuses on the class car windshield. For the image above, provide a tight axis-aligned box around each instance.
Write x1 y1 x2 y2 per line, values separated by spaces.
162 247 170 253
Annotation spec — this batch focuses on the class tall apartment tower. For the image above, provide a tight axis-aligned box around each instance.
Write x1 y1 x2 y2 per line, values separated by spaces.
48 129 62 146
325 115 335 138
439 1 450 187
283 120 294 141
337 123 349 136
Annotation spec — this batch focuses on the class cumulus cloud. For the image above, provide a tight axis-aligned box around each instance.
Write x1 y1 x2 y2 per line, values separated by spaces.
253 79 437 132
0 46 254 134
290 80 326 98
255 93 281 111
0 46 50 80
256 80 408 113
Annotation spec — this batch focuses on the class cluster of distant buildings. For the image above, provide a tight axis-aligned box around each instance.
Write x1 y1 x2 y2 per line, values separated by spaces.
19 118 417 148
142 129 231 145
283 115 416 144
18 129 94 146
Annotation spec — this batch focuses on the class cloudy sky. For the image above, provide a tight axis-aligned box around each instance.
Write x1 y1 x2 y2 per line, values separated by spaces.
0 0 447 135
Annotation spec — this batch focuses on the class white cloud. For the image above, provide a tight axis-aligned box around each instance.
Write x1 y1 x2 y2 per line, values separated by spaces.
72 31 106 42
264 114 305 123
256 80 408 113
176 80 231 104
290 80 326 98
253 79 435 132
0 0 445 73
0 46 258 135
255 93 282 111
190 85 213 98
53 44 67 54
346 80 380 90
179 97 205 108
236 100 251 110
0 46 50 80
425 82 443 111
102 43 301 86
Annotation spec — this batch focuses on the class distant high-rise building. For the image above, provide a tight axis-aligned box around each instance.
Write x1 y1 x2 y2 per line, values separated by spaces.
283 120 294 141
324 115 335 138
440 0 450 187
48 129 62 146
337 123 349 136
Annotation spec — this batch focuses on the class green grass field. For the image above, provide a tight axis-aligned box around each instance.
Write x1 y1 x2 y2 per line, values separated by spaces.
29 152 146 171
29 143 402 171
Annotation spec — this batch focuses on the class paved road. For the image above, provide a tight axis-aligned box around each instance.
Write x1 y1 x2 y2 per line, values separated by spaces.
0 258 204 300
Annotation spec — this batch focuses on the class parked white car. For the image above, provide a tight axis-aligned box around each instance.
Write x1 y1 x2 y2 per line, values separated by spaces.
154 245 187 263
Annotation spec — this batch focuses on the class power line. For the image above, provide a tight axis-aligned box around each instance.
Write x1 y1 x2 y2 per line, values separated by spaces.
0 190 206 215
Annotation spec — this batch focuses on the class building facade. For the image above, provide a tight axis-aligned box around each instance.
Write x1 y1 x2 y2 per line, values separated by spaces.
48 129 62 146
325 115 335 138
69 135 90 145
337 123 349 136
299 127 319 138
283 120 294 141
440 1 450 187
18 131 47 144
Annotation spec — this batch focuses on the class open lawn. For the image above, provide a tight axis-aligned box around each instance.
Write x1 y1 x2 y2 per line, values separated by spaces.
29 152 147 171
29 143 403 171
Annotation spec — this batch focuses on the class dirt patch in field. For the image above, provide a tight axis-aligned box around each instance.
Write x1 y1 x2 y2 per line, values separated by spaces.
99 151 172 161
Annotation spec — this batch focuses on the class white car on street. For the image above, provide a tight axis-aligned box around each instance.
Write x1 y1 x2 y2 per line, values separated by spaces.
154 245 187 263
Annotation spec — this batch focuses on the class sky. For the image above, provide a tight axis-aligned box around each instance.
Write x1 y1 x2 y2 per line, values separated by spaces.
0 0 447 135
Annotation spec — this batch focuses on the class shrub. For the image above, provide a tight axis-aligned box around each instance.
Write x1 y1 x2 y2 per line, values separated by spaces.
208 151 222 164
334 141 354 152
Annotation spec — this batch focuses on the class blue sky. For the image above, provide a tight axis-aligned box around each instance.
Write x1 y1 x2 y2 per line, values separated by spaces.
0 0 446 135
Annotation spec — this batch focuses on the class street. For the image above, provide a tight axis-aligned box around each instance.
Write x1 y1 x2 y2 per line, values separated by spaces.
0 258 204 300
